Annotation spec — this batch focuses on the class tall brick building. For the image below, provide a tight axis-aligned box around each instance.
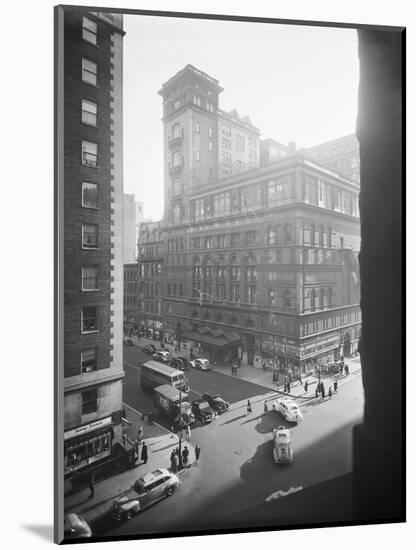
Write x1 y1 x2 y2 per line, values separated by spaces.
58 9 125 490
138 65 361 370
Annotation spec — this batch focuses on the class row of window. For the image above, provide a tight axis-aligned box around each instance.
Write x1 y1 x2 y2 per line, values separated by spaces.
302 308 362 335
138 263 162 278
138 245 162 258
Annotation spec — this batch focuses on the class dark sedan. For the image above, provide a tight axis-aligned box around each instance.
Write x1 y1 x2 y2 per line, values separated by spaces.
170 357 188 370
202 392 230 414
142 344 157 354
191 399 215 423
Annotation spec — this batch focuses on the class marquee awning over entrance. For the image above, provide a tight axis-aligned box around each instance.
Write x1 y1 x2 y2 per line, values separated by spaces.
184 326 241 348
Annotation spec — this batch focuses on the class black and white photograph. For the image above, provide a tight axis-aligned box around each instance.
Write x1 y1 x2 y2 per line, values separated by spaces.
53 3 404 545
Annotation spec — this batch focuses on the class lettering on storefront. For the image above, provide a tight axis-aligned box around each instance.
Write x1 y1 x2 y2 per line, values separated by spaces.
300 334 340 359
64 416 112 440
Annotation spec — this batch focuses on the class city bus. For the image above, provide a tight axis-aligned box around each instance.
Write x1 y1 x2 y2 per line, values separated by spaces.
140 361 190 392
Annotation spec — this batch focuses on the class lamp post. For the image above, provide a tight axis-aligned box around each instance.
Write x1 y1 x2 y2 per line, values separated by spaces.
177 387 183 470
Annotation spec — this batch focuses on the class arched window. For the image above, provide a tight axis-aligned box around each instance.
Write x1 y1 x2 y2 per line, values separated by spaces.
172 283 177 297
179 283 184 297
230 256 240 281
216 256 226 300
203 258 213 300
192 258 201 298
268 289 276 306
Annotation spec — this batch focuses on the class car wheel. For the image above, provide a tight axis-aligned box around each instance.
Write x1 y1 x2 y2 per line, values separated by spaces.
166 486 175 497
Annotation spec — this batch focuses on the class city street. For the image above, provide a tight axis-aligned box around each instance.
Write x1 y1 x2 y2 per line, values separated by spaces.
101 345 364 536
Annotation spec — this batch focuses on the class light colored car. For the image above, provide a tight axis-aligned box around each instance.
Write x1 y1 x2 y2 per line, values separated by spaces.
153 350 172 363
273 426 293 464
112 468 180 521
64 513 92 539
190 358 211 371
272 398 303 423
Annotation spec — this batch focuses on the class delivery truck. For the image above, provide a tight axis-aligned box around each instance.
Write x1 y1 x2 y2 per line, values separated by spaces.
153 384 195 430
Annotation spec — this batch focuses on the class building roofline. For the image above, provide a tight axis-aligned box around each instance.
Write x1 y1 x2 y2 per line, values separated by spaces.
158 64 224 96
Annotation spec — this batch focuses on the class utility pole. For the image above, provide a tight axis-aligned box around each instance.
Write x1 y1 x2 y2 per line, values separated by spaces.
177 387 183 469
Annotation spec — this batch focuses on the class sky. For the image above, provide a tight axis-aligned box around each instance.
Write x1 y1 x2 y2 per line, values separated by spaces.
123 15 359 221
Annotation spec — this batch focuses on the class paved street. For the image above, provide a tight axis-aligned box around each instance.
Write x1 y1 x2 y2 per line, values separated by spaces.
98 345 364 536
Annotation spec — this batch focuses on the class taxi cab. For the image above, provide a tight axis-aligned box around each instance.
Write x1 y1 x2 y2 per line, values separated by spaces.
273 426 293 464
272 398 303 423
112 468 180 521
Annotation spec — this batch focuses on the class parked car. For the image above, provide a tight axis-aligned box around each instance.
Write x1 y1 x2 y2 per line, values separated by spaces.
272 426 294 464
112 468 180 521
64 513 92 539
272 398 303 423
191 399 215 423
123 337 133 346
170 357 188 370
202 392 230 414
190 358 211 371
153 350 172 363
142 343 157 354
176 356 190 370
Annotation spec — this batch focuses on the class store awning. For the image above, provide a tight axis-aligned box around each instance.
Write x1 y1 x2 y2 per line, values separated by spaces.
184 326 241 348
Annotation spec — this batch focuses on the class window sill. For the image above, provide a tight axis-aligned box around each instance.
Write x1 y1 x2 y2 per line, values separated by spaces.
81 162 98 168
81 80 99 89
81 330 98 335
82 288 99 292
81 205 99 210
81 121 99 128
81 246 99 250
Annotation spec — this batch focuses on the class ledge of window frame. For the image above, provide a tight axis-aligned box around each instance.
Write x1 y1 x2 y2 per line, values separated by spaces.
81 162 99 168
81 246 100 251
80 330 99 335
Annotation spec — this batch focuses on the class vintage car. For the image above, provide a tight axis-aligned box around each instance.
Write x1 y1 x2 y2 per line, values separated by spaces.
153 350 172 363
112 468 180 521
142 343 157 354
202 392 230 414
170 357 189 370
64 513 92 539
272 398 303 423
191 399 215 423
272 426 294 464
190 358 211 371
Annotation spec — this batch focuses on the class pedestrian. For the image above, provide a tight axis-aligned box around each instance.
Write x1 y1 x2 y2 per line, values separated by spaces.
328 387 333 398
321 385 326 399
237 357 241 368
264 401 268 413
340 363 344 375
247 399 252 414
262 361 266 371
170 449 177 472
287 382 291 393
137 425 143 443
315 386 319 398
345 364 349 376
186 424 191 441
88 472 95 499
182 445 189 466
334 380 338 393
304 380 309 393
195 444 201 462
141 442 148 464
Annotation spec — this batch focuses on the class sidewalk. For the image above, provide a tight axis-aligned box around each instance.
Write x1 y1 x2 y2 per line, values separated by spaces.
127 334 362 401
64 404 195 528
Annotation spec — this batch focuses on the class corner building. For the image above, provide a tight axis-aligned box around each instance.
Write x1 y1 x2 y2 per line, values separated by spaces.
61 10 125 491
153 65 361 370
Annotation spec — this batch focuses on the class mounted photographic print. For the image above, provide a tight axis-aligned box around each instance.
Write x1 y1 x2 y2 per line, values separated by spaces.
54 5 405 544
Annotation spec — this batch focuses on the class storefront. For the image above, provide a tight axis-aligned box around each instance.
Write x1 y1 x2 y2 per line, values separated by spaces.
300 334 341 369
261 335 299 370
64 416 113 473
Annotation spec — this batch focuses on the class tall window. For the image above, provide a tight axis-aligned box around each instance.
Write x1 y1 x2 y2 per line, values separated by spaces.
82 224 98 249
172 123 180 139
268 289 276 306
172 204 181 224
82 182 98 208
82 58 97 86
245 255 257 303
196 151 200 161
81 348 97 373
82 266 98 290
81 306 98 333
268 176 292 206
213 192 230 217
82 389 98 415
231 233 240 248
222 138 231 150
208 128 213 138
304 175 318 205
217 235 226 248
246 231 256 246
81 140 98 167
82 17 97 45
267 226 276 244
241 185 262 212
236 135 245 152
195 122 200 133
172 151 181 167
82 99 97 126
222 125 231 136
194 199 205 220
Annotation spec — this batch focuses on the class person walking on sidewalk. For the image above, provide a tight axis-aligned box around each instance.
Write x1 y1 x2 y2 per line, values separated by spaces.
315 385 319 398
141 442 148 464
170 449 177 473
88 473 95 500
345 364 349 376
334 380 338 394
321 384 326 399
328 386 333 398
247 400 252 414
304 380 309 393
195 444 201 463
182 446 189 466
137 425 143 443
264 401 268 413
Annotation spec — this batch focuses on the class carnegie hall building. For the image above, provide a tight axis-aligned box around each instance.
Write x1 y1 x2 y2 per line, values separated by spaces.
138 64 361 371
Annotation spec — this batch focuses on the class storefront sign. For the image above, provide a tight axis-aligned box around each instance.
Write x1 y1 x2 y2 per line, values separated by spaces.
64 416 112 440
300 334 340 359
262 337 299 358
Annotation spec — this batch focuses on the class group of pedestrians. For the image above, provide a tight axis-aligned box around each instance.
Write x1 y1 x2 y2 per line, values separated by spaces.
170 443 201 472
315 379 338 400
